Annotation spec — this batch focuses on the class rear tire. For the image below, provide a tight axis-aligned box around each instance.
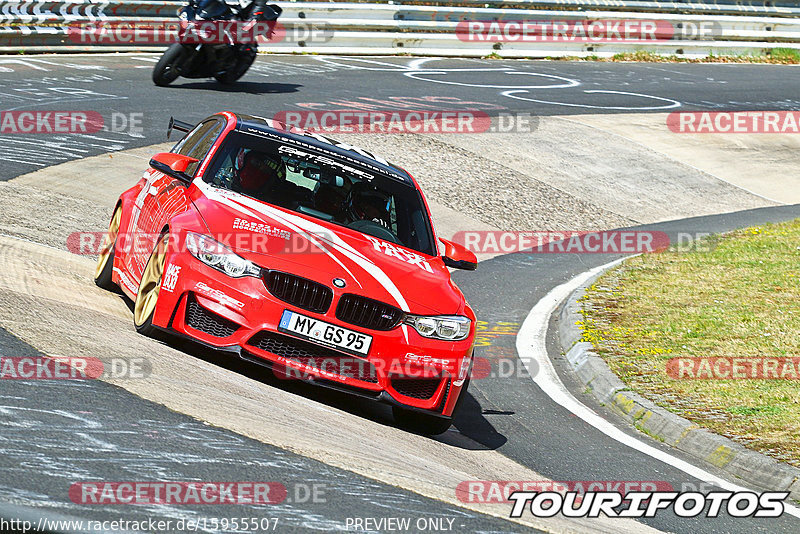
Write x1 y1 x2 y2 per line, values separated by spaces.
392 407 452 436
134 234 170 338
94 206 121 291
152 44 188 86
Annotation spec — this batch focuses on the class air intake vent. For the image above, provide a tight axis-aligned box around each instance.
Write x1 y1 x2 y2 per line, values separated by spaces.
248 331 378 383
335 294 403 331
185 294 240 338
437 379 451 412
391 377 442 400
264 271 332 314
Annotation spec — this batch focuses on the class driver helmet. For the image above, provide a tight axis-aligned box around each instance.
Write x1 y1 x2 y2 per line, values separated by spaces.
346 182 391 228
234 149 285 196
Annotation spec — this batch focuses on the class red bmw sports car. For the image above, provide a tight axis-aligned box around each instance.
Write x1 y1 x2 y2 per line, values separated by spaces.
94 111 478 434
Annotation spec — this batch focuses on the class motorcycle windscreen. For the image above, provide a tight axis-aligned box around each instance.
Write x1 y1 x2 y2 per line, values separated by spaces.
196 0 233 20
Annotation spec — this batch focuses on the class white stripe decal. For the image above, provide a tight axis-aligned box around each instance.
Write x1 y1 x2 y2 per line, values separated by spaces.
258 208 410 312
228 196 363 289
197 182 410 312
198 183 357 281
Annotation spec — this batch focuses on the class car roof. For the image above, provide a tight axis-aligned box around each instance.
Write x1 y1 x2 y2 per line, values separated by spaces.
232 114 415 187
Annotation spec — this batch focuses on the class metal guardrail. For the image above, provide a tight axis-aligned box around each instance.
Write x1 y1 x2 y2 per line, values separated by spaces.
1 1 799 55
3 0 799 19
307 0 800 18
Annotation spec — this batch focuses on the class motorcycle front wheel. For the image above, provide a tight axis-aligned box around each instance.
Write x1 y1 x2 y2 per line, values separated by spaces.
152 44 190 86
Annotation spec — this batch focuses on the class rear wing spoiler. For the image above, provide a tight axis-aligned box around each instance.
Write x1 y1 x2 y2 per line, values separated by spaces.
167 117 194 140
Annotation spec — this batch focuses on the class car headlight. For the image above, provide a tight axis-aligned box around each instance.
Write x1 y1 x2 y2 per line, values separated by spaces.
185 232 261 278
404 315 471 341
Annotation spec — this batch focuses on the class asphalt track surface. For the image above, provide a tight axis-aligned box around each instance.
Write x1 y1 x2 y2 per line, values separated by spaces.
0 328 526 533
2 54 800 178
1 54 800 533
454 205 800 533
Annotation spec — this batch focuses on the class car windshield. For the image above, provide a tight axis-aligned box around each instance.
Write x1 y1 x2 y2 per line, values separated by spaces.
202 131 436 256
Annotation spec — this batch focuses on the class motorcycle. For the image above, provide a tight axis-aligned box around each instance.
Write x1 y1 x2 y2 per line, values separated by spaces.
152 0 282 86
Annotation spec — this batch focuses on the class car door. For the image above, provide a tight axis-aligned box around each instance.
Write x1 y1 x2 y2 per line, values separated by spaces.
156 116 225 227
127 118 225 283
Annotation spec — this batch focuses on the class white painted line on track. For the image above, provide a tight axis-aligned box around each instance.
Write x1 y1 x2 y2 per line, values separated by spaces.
0 59 48 71
313 56 418 71
312 56 582 89
503 89 681 110
515 257 800 519
405 70 580 89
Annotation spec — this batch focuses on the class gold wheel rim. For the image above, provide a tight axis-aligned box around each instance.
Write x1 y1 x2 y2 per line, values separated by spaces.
94 207 121 279
134 235 169 327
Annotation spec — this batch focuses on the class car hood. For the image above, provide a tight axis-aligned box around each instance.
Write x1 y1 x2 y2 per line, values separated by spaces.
190 184 464 315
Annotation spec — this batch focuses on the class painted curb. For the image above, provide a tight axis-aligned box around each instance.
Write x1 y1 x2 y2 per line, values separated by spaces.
557 264 800 501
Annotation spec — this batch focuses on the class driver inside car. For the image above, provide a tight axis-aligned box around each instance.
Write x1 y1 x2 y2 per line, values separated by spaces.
346 182 392 230
232 149 308 207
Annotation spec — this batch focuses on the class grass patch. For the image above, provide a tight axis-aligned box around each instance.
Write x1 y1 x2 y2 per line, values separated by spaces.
634 421 665 443
582 219 800 465
767 48 800 63
549 48 800 64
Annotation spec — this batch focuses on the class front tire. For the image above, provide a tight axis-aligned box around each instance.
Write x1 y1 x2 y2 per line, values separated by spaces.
94 206 121 291
214 47 256 84
134 234 170 338
152 44 188 86
392 376 471 435
392 407 452 436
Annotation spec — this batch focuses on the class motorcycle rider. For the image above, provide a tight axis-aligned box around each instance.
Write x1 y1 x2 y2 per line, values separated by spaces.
152 0 281 86
249 0 282 26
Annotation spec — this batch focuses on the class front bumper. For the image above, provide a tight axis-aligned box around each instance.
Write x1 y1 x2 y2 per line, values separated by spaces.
152 253 473 417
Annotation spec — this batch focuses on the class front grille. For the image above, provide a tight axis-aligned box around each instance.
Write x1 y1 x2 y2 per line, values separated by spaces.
391 377 443 400
335 294 404 331
248 331 378 383
264 271 333 314
185 294 240 338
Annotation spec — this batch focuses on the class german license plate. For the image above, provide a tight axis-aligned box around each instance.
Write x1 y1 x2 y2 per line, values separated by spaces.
278 310 372 356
